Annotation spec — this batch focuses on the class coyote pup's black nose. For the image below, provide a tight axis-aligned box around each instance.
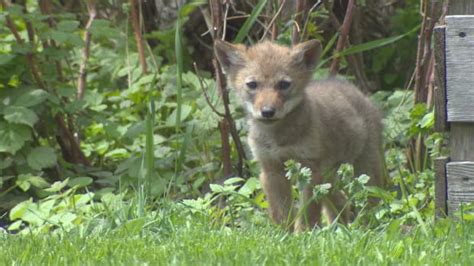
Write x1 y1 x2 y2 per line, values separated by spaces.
261 106 276 118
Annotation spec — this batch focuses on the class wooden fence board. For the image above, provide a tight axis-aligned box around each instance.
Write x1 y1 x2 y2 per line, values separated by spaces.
434 25 448 132
445 16 474 122
446 161 474 213
435 157 449 217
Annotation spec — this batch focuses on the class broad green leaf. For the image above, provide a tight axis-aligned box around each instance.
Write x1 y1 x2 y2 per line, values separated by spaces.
209 184 225 193
124 121 145 139
51 31 84 46
65 99 86 113
7 220 22 231
238 177 260 197
117 217 146 234
0 122 31 154
224 177 245 185
57 20 79 32
73 192 94 205
17 174 49 189
419 111 434 129
27 146 57 170
4 106 38 127
0 158 13 169
0 54 15 65
14 89 49 107
16 178 31 192
9 199 33 220
104 148 129 159
89 19 120 38
51 30 69 43
68 177 93 188
45 178 69 192
58 213 77 227
166 105 192 126
233 0 267 43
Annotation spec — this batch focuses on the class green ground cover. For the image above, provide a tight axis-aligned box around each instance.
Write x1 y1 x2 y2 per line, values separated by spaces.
1 211 473 265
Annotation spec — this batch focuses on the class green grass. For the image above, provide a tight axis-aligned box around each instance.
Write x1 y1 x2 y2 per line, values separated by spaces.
1 212 473 265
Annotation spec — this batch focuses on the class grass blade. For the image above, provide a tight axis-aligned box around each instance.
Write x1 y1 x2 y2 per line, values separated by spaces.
175 12 183 130
233 0 267 43
318 25 420 67
145 100 155 197
176 124 194 175
336 25 420 57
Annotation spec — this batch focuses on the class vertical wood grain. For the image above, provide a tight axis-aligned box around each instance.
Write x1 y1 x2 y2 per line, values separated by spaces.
444 1 474 217
445 16 474 122
446 162 474 213
435 157 449 217
448 1 474 16
434 25 447 132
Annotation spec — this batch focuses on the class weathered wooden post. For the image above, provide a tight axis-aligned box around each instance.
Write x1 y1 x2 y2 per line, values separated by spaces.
435 1 474 216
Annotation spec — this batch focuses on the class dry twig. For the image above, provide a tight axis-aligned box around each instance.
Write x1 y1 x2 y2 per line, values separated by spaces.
193 62 225 118
292 0 305 45
129 0 148 74
329 0 356 76
323 0 371 92
77 0 96 100
260 0 286 41
210 0 248 178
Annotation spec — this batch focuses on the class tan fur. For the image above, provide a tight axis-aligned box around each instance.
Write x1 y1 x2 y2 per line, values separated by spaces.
215 40 384 231
254 89 284 113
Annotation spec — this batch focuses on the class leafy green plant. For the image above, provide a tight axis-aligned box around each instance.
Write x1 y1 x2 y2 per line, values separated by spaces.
182 177 266 227
0 1 453 240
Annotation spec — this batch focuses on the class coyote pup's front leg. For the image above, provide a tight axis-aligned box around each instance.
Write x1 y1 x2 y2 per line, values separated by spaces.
294 173 323 232
259 168 293 228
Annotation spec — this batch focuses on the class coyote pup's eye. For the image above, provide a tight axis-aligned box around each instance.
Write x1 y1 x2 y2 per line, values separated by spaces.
278 80 291 90
246 81 258 90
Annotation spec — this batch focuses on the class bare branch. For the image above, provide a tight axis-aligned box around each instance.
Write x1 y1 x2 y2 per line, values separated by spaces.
3 9 47 89
39 0 65 82
260 0 286 41
129 0 148 74
300 1 323 42
210 0 248 178
329 0 356 76
193 62 225 118
77 0 96 100
323 0 371 92
292 0 305 45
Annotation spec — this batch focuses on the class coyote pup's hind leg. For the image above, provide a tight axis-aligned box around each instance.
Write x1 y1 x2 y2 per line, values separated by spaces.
353 131 385 189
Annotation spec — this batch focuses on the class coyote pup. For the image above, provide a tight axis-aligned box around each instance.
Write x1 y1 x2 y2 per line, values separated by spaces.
215 40 384 231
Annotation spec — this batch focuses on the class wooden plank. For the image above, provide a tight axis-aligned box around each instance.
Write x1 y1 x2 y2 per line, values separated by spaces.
445 0 474 219
446 161 474 213
445 16 474 122
450 123 474 161
434 25 448 132
448 1 474 15
434 157 449 217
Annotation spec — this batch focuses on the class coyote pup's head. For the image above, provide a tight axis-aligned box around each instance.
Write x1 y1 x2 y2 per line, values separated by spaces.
215 40 321 122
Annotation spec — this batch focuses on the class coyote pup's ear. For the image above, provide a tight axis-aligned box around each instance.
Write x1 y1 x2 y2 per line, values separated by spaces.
214 40 245 73
291 40 322 71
